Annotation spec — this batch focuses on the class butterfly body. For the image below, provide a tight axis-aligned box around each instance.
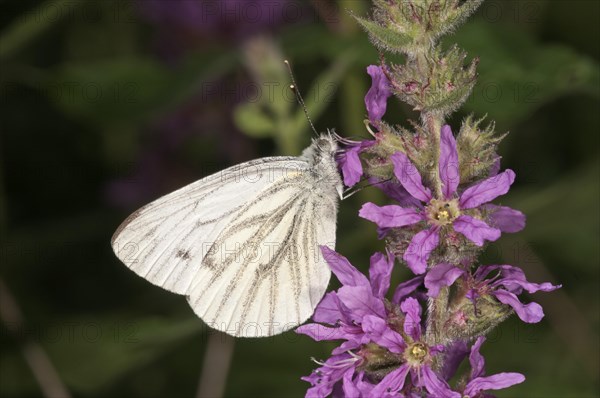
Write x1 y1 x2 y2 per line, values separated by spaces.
111 134 342 337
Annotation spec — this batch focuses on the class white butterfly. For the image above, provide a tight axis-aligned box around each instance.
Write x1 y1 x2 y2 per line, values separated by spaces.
111 133 343 337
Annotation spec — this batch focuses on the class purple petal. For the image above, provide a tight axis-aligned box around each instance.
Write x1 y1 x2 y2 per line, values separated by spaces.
473 264 502 280
365 65 392 122
337 285 386 320
494 289 545 323
390 152 432 202
404 228 440 274
313 292 350 325
400 297 422 340
332 339 362 355
303 354 355 398
354 372 375 396
425 263 465 297
440 340 469 381
501 278 561 294
369 251 394 298
465 373 526 395
489 157 501 177
369 364 410 397
296 324 348 342
321 246 369 288
339 146 363 187
342 368 360 398
459 169 516 209
392 275 424 304
362 315 406 353
371 178 423 207
492 265 561 294
430 344 446 357
453 215 501 246
469 336 486 379
483 204 526 233
439 125 459 199
421 366 461 398
359 203 424 228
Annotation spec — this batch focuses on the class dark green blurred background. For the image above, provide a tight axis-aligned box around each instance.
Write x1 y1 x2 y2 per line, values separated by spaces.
1 1 598 397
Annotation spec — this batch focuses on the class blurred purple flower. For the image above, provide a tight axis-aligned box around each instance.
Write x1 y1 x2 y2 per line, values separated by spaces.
365 65 392 123
137 0 292 37
135 0 296 61
359 125 525 274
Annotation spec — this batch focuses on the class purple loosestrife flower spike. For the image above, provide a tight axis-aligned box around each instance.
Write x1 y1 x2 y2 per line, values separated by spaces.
297 1 560 393
359 125 526 274
365 65 392 123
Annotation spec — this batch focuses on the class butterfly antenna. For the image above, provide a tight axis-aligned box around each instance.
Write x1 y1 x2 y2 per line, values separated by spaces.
284 60 319 137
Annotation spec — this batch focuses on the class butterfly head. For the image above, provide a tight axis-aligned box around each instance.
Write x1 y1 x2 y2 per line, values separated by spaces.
303 132 338 164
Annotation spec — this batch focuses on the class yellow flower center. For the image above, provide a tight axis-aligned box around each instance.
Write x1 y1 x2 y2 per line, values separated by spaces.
411 343 427 358
437 209 450 221
404 342 428 365
427 198 460 226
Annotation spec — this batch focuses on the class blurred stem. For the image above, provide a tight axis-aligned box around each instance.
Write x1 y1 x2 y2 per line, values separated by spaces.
340 72 367 141
0 0 84 59
427 286 449 347
424 112 444 198
0 278 71 398
196 331 235 398
0 140 6 240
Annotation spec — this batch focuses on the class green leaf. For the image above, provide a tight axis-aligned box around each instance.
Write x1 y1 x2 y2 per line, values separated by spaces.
51 58 171 125
0 0 85 59
452 20 600 128
233 103 276 138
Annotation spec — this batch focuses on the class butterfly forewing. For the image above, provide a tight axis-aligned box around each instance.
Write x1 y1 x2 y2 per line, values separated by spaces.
111 157 306 295
187 171 336 337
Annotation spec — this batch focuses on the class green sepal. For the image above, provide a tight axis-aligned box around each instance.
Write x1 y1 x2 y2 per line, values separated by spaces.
352 14 413 54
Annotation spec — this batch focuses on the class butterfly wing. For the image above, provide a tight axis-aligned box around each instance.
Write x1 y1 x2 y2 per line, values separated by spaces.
186 169 338 337
111 157 306 295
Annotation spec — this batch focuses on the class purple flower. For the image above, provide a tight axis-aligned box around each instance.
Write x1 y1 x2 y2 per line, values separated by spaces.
301 353 362 398
337 139 376 188
367 297 460 398
365 65 392 123
468 265 561 323
359 125 525 274
296 247 393 396
297 247 394 349
459 337 526 397
137 0 291 37
424 263 561 323
297 247 457 397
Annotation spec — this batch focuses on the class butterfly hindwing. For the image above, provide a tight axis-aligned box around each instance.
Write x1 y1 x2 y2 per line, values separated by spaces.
187 170 336 337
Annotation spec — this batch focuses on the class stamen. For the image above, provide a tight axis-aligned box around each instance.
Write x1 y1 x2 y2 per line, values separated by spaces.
310 353 361 369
